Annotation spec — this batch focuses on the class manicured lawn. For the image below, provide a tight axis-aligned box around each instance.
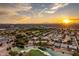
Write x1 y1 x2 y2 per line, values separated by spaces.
27 50 47 56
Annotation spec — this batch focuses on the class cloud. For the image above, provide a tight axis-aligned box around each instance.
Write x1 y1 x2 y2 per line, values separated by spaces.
0 3 70 24
45 3 69 14
38 8 47 17
0 15 31 24
0 11 8 16
0 4 32 24
0 4 32 18
32 3 69 18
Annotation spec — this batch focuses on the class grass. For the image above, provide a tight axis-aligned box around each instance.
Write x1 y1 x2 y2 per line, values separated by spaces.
26 50 47 56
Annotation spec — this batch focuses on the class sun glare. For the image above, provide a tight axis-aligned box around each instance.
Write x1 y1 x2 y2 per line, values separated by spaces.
63 19 71 24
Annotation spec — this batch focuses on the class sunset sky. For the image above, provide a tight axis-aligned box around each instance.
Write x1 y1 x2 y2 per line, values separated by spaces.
0 3 79 24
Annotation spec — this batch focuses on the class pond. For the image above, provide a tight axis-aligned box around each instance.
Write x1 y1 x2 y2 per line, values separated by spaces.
46 48 71 56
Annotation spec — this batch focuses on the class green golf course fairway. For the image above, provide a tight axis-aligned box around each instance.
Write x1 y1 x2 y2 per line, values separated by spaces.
26 50 47 56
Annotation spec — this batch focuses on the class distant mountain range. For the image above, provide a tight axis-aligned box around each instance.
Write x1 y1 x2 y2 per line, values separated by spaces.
0 24 78 30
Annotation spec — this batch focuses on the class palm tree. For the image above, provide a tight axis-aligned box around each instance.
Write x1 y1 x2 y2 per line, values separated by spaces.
38 37 42 46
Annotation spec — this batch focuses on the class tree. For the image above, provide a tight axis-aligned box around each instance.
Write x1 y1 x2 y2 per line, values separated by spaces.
9 50 18 56
72 50 79 56
0 43 2 46
18 53 23 56
7 47 11 51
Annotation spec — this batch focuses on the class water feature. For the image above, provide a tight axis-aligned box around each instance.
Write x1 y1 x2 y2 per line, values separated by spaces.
46 48 71 56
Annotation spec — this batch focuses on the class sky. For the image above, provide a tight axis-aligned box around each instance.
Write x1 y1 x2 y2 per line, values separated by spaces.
0 3 79 24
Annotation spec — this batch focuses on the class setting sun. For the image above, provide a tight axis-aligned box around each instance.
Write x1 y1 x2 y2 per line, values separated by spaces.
63 19 71 24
